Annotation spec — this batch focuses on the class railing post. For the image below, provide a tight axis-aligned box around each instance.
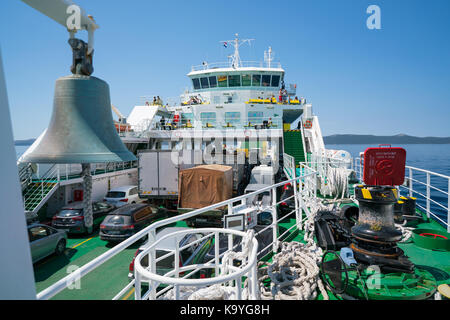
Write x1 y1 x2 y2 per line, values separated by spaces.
299 176 303 230
409 168 413 198
134 268 141 300
271 186 278 253
426 172 431 218
174 237 180 300
148 229 157 300
215 232 220 277
293 177 299 229
313 173 317 199
447 178 450 233
251 261 258 300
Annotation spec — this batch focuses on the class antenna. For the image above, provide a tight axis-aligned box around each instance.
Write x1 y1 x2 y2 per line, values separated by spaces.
264 47 274 68
220 33 254 68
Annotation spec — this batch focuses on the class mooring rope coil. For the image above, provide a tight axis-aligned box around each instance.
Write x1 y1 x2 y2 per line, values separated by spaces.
257 198 332 300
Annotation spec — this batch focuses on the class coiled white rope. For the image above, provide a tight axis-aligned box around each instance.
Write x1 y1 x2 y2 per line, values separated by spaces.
395 222 414 242
257 197 331 300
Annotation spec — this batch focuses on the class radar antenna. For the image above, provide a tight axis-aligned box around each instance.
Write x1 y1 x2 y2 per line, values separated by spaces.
220 33 254 68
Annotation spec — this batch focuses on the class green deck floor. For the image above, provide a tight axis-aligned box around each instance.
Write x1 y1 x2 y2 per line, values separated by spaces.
33 209 449 300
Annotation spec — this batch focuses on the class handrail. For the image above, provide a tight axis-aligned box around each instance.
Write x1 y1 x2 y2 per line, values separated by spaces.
36 169 318 300
190 60 282 72
134 228 259 300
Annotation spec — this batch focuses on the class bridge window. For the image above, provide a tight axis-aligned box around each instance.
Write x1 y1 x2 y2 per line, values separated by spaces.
261 75 271 87
228 75 241 87
181 113 193 124
200 112 216 126
217 75 228 87
252 74 261 86
242 74 251 86
209 76 217 88
248 111 263 124
271 75 280 87
192 78 200 90
225 112 241 126
200 77 209 89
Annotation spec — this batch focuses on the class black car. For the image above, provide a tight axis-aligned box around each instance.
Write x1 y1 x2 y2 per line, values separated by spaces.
52 201 116 234
100 203 166 242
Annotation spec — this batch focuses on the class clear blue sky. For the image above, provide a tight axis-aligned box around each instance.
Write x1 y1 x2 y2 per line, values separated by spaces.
1 0 449 140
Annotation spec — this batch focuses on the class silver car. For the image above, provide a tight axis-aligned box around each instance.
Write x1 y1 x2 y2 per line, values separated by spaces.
28 224 67 264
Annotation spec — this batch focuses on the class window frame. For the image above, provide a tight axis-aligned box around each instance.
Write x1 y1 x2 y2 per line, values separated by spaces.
200 77 210 89
241 74 251 86
208 76 217 88
261 74 271 87
217 75 228 87
252 74 261 86
228 74 241 87
192 78 200 90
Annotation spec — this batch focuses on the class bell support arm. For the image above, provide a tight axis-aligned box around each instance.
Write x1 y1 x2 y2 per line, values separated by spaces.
21 0 99 55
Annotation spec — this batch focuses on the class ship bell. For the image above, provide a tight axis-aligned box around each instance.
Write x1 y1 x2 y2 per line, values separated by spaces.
21 74 136 163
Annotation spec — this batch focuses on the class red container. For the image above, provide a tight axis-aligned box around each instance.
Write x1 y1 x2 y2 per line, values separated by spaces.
363 146 406 186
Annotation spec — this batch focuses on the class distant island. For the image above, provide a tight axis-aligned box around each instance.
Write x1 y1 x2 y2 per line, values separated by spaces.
14 139 35 146
324 134 450 144
14 134 450 146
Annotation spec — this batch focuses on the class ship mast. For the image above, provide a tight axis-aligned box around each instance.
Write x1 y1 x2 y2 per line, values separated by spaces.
264 46 274 68
220 33 254 68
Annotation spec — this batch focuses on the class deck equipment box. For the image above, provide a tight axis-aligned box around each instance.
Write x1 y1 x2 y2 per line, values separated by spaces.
363 146 406 186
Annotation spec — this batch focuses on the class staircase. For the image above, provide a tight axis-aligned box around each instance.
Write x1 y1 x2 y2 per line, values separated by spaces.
283 130 306 166
22 165 60 214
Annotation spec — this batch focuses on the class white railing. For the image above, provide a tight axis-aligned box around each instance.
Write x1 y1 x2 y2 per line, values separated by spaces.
354 157 450 232
134 228 259 300
36 168 319 300
22 164 60 213
191 61 282 72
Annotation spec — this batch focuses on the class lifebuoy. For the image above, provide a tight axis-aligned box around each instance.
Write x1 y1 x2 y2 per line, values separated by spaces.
303 120 312 129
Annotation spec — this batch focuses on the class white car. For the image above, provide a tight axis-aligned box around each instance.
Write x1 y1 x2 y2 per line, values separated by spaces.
104 185 140 207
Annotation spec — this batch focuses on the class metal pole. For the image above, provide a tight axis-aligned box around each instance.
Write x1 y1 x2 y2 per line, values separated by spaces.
426 172 431 218
447 178 450 233
272 186 278 253
174 238 180 300
299 177 303 230
215 232 220 276
149 229 157 300
409 168 413 197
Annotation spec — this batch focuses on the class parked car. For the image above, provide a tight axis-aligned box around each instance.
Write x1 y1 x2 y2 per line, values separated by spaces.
52 201 116 234
128 227 212 281
27 223 67 264
104 185 140 207
100 204 166 242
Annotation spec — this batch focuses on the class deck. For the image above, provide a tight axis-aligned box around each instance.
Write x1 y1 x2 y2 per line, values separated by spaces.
32 206 449 300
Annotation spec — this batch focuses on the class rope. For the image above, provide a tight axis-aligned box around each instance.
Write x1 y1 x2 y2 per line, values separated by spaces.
395 222 414 242
257 197 331 300
318 165 351 199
